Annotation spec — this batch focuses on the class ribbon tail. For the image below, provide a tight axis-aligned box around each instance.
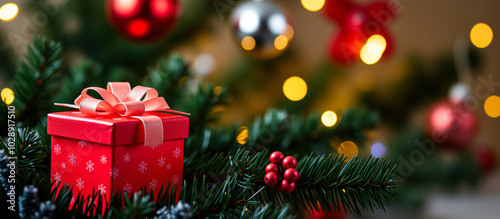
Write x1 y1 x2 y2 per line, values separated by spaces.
158 109 191 116
54 103 80 109
131 115 164 146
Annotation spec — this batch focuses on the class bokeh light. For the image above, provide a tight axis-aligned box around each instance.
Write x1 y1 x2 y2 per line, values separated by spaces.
213 86 222 95
321 111 338 127
301 0 325 12
371 143 386 158
0 3 18 21
283 76 307 101
338 141 358 162
193 53 215 75
360 35 386 65
484 95 500 118
1 88 14 104
274 35 288 50
241 36 256 51
284 24 294 40
470 23 493 48
236 126 249 144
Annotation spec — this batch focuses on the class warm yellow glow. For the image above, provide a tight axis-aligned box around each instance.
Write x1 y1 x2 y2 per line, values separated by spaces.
355 71 376 92
360 35 386 65
0 3 18 21
284 24 294 40
470 23 493 48
1 88 14 104
301 0 325 12
241 36 256 51
274 35 288 50
213 86 222 95
321 111 338 127
338 141 358 162
236 126 249 144
283 76 307 101
484 95 500 118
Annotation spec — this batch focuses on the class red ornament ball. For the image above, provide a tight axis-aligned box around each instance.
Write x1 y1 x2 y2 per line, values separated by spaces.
270 151 285 164
106 0 181 42
281 180 296 193
475 147 496 174
265 163 279 173
282 156 297 169
264 172 278 187
284 168 299 182
426 100 478 150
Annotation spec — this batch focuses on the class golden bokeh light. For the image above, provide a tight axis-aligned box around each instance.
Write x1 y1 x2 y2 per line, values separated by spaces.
284 24 294 40
301 0 326 12
0 3 18 21
1 88 14 104
274 35 288 50
484 95 500 118
321 111 338 127
338 141 358 162
360 35 386 65
470 23 493 48
213 86 222 95
241 36 256 51
283 76 307 101
236 126 249 144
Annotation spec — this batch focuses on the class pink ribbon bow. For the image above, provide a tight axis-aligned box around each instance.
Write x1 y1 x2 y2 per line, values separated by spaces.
56 82 188 146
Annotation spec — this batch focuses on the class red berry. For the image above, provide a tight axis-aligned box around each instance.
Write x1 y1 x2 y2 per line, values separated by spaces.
281 180 295 193
282 156 297 169
264 172 278 187
270 151 285 164
265 163 279 173
284 168 299 182
274 184 283 192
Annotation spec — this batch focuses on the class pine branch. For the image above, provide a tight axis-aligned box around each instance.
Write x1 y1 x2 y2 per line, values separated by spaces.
1 127 47 173
13 36 63 127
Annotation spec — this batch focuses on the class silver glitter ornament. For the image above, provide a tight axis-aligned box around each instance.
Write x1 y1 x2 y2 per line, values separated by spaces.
230 0 293 59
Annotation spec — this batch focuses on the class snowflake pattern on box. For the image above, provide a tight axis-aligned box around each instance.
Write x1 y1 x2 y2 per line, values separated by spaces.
124 153 131 162
86 160 94 172
100 155 107 164
78 141 86 147
98 184 106 194
172 175 180 184
158 157 166 167
166 163 172 170
76 178 84 190
173 147 181 158
53 144 61 155
61 162 66 168
69 154 76 164
123 183 132 193
110 167 119 179
53 172 61 182
149 179 158 190
139 161 148 173
149 144 158 150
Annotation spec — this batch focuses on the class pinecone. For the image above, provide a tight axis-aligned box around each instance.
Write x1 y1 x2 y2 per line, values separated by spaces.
156 201 192 219
19 185 40 219
34 200 56 219
0 149 15 191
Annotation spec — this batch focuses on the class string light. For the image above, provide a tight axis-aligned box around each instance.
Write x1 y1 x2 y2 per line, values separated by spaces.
321 111 338 127
1 88 14 104
236 126 249 144
371 143 386 158
338 141 358 162
301 0 325 12
470 23 493 48
213 86 222 95
284 24 294 40
274 35 288 50
484 95 500 118
241 36 256 51
283 76 307 101
0 3 18 21
360 34 386 65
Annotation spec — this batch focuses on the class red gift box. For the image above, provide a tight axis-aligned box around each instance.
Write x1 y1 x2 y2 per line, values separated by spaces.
47 111 189 205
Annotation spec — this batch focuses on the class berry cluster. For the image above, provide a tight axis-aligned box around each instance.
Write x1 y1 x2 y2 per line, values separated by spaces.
264 151 299 193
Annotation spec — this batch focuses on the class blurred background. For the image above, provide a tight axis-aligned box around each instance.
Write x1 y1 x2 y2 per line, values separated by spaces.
0 0 499 218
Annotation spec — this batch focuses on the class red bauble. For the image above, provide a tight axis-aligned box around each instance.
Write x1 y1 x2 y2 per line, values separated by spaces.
270 151 285 164
282 156 297 169
284 168 299 182
281 180 295 193
475 147 496 174
325 0 358 24
426 100 478 150
265 163 279 173
307 205 346 219
264 172 278 187
106 0 181 42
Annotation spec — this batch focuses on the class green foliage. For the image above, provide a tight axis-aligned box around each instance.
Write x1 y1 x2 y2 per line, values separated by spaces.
55 59 102 105
13 36 63 127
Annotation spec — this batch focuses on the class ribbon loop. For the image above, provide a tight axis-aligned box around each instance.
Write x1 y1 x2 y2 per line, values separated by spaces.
54 82 188 146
